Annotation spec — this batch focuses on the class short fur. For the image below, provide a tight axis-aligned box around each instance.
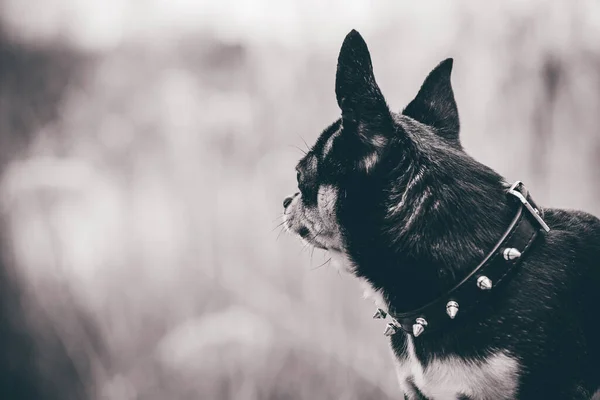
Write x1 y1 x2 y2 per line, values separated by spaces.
283 30 600 399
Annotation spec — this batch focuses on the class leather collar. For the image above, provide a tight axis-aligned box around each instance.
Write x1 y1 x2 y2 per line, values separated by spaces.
374 181 551 338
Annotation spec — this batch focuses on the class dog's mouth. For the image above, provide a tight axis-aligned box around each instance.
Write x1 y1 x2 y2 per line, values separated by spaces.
282 202 328 250
282 185 357 274
282 186 342 252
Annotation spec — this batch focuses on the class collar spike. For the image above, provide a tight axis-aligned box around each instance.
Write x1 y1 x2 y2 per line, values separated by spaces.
383 322 397 337
503 247 522 261
446 301 459 319
413 324 424 337
477 275 493 290
373 308 387 319
412 317 428 337
369 181 544 338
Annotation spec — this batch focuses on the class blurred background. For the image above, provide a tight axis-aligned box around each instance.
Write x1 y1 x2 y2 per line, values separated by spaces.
1 0 600 399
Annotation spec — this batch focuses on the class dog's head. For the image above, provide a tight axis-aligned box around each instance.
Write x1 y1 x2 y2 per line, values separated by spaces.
283 30 506 292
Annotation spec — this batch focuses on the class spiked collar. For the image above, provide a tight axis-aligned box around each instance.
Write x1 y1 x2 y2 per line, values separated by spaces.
373 181 550 338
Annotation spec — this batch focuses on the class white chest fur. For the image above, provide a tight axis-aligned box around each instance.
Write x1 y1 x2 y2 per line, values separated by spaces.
395 336 521 400
358 278 521 399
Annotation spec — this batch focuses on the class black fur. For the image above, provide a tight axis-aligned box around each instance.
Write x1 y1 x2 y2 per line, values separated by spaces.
403 58 460 147
285 30 600 399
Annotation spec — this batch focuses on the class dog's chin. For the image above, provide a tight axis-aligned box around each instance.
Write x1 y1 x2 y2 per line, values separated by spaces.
282 211 323 248
283 204 353 272
310 241 328 251
288 229 330 251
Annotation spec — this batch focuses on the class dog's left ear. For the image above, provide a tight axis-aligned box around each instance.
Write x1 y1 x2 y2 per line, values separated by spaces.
403 58 460 146
335 30 392 145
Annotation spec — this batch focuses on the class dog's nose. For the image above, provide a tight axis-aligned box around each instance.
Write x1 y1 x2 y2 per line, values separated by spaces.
283 196 293 208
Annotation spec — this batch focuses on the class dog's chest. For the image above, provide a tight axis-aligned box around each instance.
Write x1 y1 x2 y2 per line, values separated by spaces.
395 337 521 400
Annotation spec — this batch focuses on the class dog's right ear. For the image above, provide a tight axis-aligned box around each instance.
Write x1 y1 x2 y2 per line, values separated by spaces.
402 59 460 147
335 30 392 146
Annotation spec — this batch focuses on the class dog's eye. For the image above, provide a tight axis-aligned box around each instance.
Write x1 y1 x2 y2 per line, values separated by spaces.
296 170 302 184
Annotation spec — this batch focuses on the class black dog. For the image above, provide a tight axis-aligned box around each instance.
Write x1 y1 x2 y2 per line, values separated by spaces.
282 30 600 399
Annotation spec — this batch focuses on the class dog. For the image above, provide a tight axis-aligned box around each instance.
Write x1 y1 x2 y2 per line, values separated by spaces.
282 30 600 399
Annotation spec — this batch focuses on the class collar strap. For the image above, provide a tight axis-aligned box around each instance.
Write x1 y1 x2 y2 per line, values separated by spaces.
375 181 550 338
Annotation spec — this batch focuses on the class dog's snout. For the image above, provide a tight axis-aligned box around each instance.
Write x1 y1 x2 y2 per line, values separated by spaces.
283 192 299 208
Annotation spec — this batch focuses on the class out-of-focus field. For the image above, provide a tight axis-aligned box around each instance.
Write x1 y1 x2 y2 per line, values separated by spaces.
0 1 599 399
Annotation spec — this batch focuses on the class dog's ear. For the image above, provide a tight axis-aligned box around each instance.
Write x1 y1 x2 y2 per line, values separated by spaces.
335 30 392 145
403 58 460 146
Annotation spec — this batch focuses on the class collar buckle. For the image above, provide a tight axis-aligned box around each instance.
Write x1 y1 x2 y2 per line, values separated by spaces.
507 181 550 232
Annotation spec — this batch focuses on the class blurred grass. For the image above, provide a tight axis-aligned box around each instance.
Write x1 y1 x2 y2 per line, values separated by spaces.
1 1 600 399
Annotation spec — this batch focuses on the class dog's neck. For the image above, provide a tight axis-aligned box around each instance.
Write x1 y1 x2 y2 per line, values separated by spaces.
345 152 515 313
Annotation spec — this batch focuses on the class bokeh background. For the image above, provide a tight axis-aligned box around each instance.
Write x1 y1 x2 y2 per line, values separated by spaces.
1 1 600 399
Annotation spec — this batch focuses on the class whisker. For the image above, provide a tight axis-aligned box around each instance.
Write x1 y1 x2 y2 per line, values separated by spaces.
276 227 286 241
309 228 324 244
300 244 311 255
300 235 314 253
289 144 307 155
271 220 287 232
310 257 332 271
301 228 323 254
297 134 311 152
307 227 324 241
